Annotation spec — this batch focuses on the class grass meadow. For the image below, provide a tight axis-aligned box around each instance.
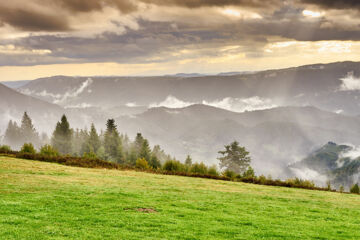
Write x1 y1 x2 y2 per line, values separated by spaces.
1 157 360 239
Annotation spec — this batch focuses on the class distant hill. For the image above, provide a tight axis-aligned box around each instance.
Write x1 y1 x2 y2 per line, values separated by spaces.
0 83 64 132
290 142 360 188
115 104 360 178
1 80 31 89
18 61 360 115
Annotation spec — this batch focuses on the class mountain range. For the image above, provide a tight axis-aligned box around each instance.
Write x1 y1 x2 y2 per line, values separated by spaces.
1 61 360 181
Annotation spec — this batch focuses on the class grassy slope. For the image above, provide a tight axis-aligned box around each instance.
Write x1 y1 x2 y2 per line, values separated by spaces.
1 157 360 240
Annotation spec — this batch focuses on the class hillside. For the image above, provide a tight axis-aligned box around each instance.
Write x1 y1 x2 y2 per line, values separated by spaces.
115 104 360 177
291 142 360 188
1 157 360 239
0 83 64 133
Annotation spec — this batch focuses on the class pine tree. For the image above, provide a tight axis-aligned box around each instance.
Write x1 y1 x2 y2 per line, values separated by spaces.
185 155 192 166
140 139 151 162
104 119 120 161
149 154 161 169
3 120 21 149
126 145 138 166
116 142 125 164
218 141 251 175
51 114 72 155
82 124 101 155
20 112 39 146
134 133 144 153
73 129 88 156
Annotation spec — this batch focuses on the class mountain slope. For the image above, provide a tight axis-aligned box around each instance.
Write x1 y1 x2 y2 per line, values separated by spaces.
290 142 360 188
0 83 64 132
114 104 360 178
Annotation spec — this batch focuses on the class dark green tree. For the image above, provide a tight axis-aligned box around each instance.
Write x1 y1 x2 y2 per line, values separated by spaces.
185 155 192 166
104 119 120 161
140 139 151 162
134 133 144 153
350 184 360 194
82 124 101 155
149 153 161 169
218 141 251 175
51 114 72 155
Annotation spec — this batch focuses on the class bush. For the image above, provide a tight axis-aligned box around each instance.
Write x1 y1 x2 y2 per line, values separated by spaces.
208 165 219 176
163 160 184 172
0 145 12 154
223 169 236 180
190 162 208 175
136 158 150 170
350 184 360 194
40 144 59 157
20 143 36 154
83 151 97 160
243 166 255 178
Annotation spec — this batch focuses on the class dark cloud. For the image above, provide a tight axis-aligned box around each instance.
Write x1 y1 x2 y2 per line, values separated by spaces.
56 0 137 13
0 7 69 31
140 0 282 8
299 0 360 10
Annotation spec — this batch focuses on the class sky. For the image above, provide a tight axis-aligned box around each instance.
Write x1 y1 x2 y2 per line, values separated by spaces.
1 0 360 81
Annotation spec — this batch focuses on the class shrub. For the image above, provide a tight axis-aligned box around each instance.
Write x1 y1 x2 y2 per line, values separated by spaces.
20 143 36 154
208 165 219 176
243 166 255 178
190 162 208 175
350 184 360 194
40 144 59 157
339 185 344 193
136 158 150 170
163 160 184 172
0 145 12 154
83 151 97 160
223 169 236 180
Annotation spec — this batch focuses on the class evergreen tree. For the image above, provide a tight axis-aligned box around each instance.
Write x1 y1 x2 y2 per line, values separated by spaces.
140 139 151 162
51 114 72 155
73 128 88 156
82 124 101 154
20 112 40 146
134 133 144 153
3 120 21 149
350 183 360 194
185 155 192 166
149 153 161 169
116 142 125 164
151 145 168 164
126 145 138 166
104 119 120 161
218 141 251 175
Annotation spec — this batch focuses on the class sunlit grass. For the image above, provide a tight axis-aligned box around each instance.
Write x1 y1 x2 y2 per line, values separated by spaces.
1 157 360 239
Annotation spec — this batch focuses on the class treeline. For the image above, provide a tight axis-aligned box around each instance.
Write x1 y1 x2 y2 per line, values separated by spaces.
2 112 358 194
1 112 175 168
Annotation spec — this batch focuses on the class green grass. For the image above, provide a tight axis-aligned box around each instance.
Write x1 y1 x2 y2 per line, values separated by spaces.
1 157 360 239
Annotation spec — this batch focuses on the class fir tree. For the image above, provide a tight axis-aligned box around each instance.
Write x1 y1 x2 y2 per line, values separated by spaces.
140 139 151 162
104 119 120 161
51 114 72 155
3 120 21 149
20 112 39 146
82 124 101 155
185 155 192 166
